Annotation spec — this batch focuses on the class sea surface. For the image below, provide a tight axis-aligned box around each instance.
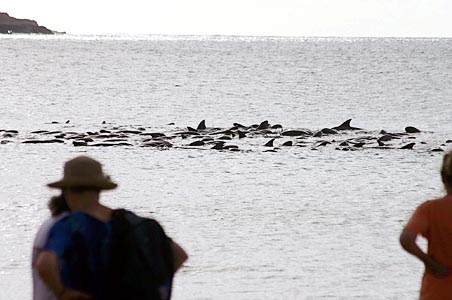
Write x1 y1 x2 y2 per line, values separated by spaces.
0 34 451 300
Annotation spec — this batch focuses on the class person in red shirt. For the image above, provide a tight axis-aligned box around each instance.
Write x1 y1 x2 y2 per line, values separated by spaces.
400 150 452 300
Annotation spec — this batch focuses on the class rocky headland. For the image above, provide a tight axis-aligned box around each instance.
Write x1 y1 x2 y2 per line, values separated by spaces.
0 12 53 34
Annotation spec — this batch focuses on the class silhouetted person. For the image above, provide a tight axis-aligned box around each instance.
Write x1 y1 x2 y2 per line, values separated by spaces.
400 150 452 300
35 156 187 300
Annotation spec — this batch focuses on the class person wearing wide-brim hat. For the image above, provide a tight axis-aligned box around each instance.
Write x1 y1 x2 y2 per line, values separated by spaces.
35 156 188 300
47 155 118 191
36 155 117 300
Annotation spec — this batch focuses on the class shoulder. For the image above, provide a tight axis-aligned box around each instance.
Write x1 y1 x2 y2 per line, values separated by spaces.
126 212 168 237
112 209 169 235
418 199 434 209
138 215 165 232
36 217 59 237
411 196 452 217
113 209 159 226
34 213 70 246
421 196 451 209
61 211 104 225
129 213 165 232
49 211 93 234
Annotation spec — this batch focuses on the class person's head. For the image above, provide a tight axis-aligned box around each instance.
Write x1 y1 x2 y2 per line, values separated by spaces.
63 186 102 210
47 156 117 209
441 150 452 194
48 194 70 216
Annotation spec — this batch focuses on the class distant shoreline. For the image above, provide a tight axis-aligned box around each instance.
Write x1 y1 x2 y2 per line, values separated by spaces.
0 12 57 34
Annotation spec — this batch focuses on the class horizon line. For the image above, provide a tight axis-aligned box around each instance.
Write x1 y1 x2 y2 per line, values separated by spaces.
3 32 452 40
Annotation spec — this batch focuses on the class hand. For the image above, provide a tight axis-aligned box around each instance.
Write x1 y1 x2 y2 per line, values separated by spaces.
60 288 92 300
423 256 450 277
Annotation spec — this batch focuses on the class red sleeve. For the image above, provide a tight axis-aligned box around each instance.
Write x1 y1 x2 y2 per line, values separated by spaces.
405 201 430 237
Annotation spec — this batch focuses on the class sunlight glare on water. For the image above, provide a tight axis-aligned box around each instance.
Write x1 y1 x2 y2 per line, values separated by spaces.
0 35 451 299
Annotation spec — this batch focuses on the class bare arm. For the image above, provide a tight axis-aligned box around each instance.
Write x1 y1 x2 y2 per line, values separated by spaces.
400 228 450 277
399 228 428 261
171 241 188 273
35 250 91 300
36 251 65 296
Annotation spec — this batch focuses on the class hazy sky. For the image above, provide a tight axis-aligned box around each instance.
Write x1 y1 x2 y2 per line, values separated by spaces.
3 0 452 37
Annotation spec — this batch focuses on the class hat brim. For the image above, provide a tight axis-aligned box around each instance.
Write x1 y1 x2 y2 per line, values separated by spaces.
47 178 117 190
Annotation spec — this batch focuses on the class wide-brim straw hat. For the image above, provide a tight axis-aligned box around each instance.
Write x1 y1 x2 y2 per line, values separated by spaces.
47 156 117 190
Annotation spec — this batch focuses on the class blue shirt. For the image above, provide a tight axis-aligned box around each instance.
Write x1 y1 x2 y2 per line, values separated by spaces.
44 212 112 300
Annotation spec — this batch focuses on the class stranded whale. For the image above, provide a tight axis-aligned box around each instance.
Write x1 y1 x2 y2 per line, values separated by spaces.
4 119 447 154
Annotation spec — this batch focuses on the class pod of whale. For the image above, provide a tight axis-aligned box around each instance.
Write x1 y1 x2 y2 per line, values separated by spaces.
1 120 449 154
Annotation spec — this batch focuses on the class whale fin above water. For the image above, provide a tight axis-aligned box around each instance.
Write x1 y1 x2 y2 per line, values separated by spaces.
400 142 415 150
332 119 362 131
264 138 275 147
197 120 206 131
257 120 269 130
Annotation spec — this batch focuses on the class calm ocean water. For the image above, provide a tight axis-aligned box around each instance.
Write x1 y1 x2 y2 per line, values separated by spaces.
0 34 451 299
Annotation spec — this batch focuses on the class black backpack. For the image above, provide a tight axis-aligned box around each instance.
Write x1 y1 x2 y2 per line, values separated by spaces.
105 209 175 300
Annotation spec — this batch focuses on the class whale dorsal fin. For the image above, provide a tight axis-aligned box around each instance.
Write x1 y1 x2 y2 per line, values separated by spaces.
332 119 361 130
341 119 352 128
336 119 352 129
264 138 275 147
400 143 415 150
257 120 269 130
197 120 206 131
